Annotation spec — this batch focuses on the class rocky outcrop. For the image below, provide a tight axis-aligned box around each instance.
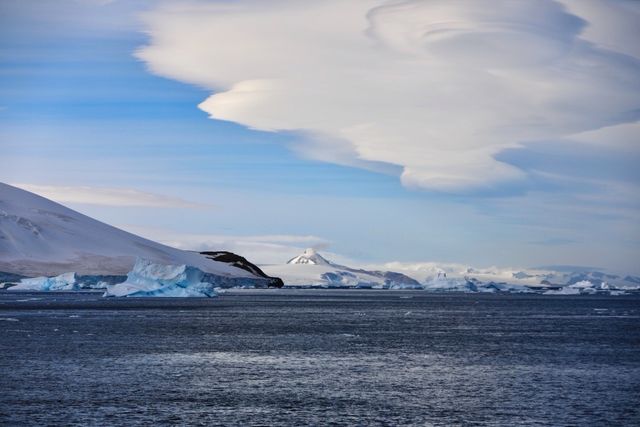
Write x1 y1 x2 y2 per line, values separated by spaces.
200 251 284 288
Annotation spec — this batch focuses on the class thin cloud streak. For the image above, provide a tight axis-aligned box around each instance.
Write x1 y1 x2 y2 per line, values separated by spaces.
12 183 211 209
120 225 331 264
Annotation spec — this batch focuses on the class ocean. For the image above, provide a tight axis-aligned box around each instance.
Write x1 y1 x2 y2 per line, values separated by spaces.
1 290 639 426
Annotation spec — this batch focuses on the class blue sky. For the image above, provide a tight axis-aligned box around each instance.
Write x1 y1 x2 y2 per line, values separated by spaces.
1 0 638 272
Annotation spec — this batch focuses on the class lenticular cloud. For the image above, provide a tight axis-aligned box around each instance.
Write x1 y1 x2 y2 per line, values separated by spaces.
137 0 640 191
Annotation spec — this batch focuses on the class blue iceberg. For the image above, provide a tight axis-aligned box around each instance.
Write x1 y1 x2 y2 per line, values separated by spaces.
13 272 81 291
104 259 218 298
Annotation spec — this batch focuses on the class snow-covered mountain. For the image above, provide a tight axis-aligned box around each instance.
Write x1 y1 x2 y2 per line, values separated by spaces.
0 182 262 281
287 248 331 265
261 248 423 289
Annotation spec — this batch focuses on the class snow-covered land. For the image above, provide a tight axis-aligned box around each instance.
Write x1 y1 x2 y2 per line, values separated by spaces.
261 249 639 294
0 183 265 285
369 261 640 295
2 183 638 296
260 249 636 294
104 259 217 297
262 248 423 289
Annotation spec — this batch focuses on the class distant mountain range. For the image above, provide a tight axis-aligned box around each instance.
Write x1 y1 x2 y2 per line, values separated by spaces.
262 248 422 289
1 182 638 294
368 261 640 293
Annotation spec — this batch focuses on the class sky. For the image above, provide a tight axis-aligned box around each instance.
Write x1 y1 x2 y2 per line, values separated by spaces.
0 0 639 273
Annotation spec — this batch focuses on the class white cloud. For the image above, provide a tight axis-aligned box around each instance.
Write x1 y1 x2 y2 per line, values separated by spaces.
568 122 640 152
362 260 520 282
120 226 330 264
561 0 640 59
12 183 209 209
137 0 640 191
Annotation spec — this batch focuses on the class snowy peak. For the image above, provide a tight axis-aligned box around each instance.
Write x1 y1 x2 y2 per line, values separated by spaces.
266 249 423 289
287 248 331 265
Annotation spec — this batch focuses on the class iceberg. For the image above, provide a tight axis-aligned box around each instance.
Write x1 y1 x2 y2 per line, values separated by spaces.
9 273 126 291
542 280 624 295
12 272 81 291
104 259 218 298
422 276 478 292
422 276 533 293
570 280 596 289
543 286 582 295
480 282 532 293
386 281 423 290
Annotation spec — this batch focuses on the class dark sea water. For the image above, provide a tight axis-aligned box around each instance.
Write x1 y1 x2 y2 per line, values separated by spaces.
0 290 639 426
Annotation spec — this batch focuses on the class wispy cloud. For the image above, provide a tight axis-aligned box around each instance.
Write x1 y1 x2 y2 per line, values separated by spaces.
137 0 640 192
119 226 331 264
568 122 640 153
12 183 210 209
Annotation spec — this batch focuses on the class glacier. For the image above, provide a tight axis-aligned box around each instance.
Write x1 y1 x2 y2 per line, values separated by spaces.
104 259 218 297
